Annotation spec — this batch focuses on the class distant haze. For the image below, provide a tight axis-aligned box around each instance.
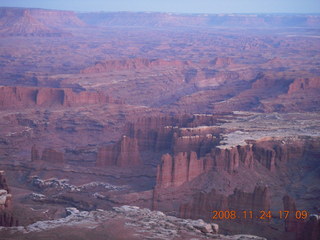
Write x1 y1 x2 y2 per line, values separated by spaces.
1 0 320 14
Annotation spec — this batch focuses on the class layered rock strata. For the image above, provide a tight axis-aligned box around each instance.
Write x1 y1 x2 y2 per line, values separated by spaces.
0 171 17 227
0 86 110 109
97 136 141 167
81 58 190 74
156 138 316 189
41 149 64 164
156 144 255 188
179 186 271 222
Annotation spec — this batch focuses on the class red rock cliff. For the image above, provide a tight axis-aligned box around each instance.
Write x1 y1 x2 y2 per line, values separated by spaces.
97 136 141 167
155 138 314 189
0 171 17 227
31 144 40 162
156 144 255 188
41 148 64 164
156 152 204 188
287 77 320 94
125 116 181 152
172 132 217 156
0 7 84 36
0 86 110 109
180 186 270 222
81 58 190 74
300 214 320 240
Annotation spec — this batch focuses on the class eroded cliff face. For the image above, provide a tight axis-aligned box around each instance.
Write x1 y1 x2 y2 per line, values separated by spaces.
31 145 64 164
300 215 320 240
97 136 141 167
172 132 217 156
151 135 319 240
0 171 17 227
0 8 84 36
155 137 318 190
41 149 64 165
179 186 270 222
156 144 255 188
81 58 190 74
0 86 110 109
287 77 320 94
261 77 320 112
125 116 177 152
211 145 254 173
282 195 320 240
156 152 203 188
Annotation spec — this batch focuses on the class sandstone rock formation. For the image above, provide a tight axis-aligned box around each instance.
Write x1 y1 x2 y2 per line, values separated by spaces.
0 171 17 227
211 145 254 173
156 137 315 189
0 171 10 193
97 136 141 167
300 214 320 240
282 195 320 240
156 144 255 188
0 8 64 37
283 195 299 233
41 149 64 164
287 77 320 94
0 86 110 109
63 89 110 107
180 186 270 222
31 145 40 162
172 132 217 156
211 57 234 67
125 116 179 152
261 77 320 112
36 88 65 106
156 152 203 188
0 7 84 36
81 58 190 74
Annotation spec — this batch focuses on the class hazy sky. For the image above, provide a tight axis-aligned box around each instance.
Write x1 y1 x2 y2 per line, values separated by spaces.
1 0 320 14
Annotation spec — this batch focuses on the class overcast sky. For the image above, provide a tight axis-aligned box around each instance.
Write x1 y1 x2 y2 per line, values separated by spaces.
1 0 320 13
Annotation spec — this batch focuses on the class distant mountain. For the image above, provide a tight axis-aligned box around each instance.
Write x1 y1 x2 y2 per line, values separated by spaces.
78 11 320 28
0 8 85 37
0 8 318 36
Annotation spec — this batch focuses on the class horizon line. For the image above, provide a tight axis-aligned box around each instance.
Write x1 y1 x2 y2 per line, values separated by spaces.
1 6 320 15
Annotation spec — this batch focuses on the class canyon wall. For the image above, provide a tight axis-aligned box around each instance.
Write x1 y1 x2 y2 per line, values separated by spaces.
179 186 270 222
97 136 141 167
261 77 320 112
172 133 217 156
125 114 222 152
0 171 17 227
287 77 320 94
300 215 320 240
81 58 190 74
0 86 110 109
156 152 204 188
41 149 64 165
156 144 256 188
125 116 181 152
155 138 315 189
31 146 64 164
0 7 84 36
283 195 320 240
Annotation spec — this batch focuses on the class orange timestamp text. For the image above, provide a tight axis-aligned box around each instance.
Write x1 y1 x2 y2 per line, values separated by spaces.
211 210 309 220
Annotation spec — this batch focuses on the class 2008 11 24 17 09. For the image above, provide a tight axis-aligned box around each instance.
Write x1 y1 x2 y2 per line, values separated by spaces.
211 210 309 220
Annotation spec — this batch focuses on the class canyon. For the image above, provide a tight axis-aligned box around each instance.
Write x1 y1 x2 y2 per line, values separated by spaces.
0 6 319 240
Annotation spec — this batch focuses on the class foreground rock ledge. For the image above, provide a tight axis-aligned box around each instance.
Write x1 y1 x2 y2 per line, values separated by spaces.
0 205 266 240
